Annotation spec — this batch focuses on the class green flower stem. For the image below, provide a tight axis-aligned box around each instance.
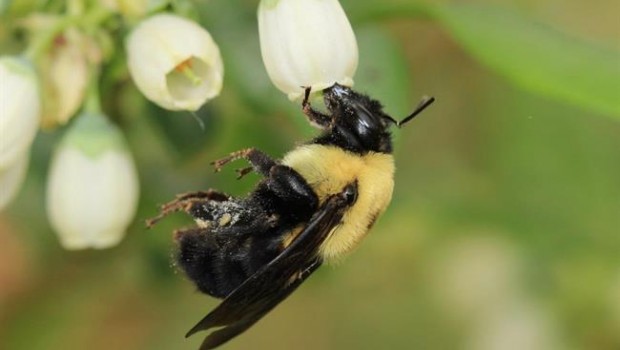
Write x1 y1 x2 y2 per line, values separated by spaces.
84 66 102 114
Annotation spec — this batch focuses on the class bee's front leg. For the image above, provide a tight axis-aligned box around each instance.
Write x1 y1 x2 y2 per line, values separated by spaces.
211 148 277 178
301 86 332 129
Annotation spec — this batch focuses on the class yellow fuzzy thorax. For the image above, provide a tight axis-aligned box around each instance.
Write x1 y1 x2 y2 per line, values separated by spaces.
281 144 395 262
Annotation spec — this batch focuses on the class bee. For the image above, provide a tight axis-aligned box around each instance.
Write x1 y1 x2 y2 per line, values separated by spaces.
147 83 434 349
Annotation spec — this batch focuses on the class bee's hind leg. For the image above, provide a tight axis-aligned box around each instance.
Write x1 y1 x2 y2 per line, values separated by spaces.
146 189 230 228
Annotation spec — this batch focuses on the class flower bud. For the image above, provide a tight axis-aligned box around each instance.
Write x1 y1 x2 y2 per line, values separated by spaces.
46 113 139 250
0 56 40 168
39 29 91 128
0 154 29 211
126 14 224 111
258 0 358 100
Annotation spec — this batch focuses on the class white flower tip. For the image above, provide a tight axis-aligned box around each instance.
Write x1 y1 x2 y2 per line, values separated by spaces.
58 228 125 250
286 77 355 101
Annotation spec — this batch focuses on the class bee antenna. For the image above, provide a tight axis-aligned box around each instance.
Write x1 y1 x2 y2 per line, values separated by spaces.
383 115 399 125
397 96 435 127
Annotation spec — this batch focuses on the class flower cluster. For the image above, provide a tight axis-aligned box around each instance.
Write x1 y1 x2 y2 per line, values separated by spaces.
1 0 357 249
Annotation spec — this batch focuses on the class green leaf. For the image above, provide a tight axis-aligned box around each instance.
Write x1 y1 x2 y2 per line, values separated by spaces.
346 0 432 23
355 26 414 119
432 4 620 119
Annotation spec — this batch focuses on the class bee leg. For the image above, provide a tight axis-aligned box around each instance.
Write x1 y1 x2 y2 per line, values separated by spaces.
301 86 332 129
235 166 253 180
260 165 319 222
212 149 317 217
172 190 229 203
146 189 230 228
211 148 276 176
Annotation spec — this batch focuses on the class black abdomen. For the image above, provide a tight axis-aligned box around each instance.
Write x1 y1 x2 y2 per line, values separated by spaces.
174 165 319 299
176 224 286 298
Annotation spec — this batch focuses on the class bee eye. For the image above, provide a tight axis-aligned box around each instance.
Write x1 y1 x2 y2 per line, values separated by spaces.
342 182 358 205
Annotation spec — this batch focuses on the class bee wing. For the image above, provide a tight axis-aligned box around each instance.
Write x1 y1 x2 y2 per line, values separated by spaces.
186 192 352 350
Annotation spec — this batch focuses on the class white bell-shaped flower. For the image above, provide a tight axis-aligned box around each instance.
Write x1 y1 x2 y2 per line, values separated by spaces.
0 154 29 211
0 57 40 168
258 0 358 100
126 13 224 111
46 112 139 250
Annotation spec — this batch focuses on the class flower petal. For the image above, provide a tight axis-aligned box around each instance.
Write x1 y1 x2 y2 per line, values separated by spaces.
0 57 40 168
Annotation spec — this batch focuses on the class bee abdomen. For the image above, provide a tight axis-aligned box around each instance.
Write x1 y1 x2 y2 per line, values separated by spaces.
175 226 285 299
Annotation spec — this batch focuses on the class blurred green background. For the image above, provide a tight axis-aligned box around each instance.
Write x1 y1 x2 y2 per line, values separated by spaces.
1 0 619 349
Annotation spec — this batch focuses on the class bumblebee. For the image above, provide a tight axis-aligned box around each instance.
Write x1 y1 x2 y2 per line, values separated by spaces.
148 83 434 349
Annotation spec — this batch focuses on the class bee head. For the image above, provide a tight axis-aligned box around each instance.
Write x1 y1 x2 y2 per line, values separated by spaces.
321 83 434 154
